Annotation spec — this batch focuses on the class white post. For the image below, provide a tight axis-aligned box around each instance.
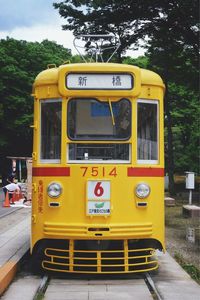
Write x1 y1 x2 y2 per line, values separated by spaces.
189 190 192 205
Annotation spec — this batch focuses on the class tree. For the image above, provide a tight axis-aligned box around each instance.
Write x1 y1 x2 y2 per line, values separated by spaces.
123 55 149 69
0 38 72 181
53 0 162 61
146 0 199 194
168 84 199 174
54 0 199 195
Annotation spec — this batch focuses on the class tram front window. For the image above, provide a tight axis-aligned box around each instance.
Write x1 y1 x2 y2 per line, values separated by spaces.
68 98 131 140
67 98 131 162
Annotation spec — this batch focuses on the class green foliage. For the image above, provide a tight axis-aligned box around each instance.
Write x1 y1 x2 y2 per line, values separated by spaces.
169 84 199 173
145 1 199 177
123 56 149 69
174 253 200 284
0 38 72 159
53 0 160 61
54 0 199 182
0 0 199 183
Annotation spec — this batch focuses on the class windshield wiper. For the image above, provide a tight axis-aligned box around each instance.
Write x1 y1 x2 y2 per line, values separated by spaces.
108 99 115 126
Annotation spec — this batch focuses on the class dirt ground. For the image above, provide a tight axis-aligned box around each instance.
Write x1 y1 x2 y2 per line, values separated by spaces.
165 196 200 282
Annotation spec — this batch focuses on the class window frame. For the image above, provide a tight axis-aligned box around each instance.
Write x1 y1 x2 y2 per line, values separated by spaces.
67 143 131 164
137 99 159 165
67 98 132 141
39 98 62 164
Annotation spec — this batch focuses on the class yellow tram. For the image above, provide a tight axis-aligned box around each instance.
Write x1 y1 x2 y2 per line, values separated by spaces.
31 46 165 273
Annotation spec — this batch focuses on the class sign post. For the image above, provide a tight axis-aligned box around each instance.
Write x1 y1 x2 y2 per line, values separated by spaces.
185 172 195 205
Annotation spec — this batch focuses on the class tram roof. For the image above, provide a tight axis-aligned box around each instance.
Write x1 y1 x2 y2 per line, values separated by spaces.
33 63 164 88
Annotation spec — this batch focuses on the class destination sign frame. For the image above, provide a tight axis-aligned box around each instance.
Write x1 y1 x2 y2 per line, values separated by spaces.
66 73 133 90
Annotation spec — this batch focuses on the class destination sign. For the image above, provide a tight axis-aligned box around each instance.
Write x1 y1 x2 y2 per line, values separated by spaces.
66 73 133 90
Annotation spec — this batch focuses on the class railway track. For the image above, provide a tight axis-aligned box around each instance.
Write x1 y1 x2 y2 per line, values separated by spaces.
1 264 162 300
144 273 162 300
31 272 163 300
1 250 163 300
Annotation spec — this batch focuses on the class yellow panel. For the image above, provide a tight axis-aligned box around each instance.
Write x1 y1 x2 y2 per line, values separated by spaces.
58 63 141 97
31 62 165 274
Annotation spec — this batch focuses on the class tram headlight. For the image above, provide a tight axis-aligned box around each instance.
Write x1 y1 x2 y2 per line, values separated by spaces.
47 182 62 198
135 183 150 199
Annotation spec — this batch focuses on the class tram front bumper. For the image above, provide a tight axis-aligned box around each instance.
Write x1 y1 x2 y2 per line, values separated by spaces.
34 239 159 274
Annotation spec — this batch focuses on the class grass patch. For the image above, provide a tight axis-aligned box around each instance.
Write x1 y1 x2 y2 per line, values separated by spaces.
174 252 200 284
165 205 199 229
165 201 200 285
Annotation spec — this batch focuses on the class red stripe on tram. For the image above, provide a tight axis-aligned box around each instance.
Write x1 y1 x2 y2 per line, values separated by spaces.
32 167 70 177
127 167 164 177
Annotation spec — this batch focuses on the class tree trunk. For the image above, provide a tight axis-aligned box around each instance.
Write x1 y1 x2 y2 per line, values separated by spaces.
165 83 176 196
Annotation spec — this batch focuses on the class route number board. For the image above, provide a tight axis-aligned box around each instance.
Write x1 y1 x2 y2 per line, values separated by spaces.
87 181 111 216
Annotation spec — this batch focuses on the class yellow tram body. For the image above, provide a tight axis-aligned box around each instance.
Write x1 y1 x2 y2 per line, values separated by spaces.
31 63 165 274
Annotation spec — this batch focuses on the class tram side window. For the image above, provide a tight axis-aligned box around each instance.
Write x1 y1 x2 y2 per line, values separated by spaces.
40 100 61 162
137 100 158 163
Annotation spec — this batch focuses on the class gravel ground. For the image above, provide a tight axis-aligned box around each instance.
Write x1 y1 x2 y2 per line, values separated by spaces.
165 202 200 273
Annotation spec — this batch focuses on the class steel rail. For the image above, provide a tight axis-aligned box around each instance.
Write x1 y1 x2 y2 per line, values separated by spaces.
144 272 163 300
33 275 50 300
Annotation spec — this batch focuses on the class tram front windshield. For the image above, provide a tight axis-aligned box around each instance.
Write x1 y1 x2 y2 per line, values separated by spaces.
68 98 131 162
